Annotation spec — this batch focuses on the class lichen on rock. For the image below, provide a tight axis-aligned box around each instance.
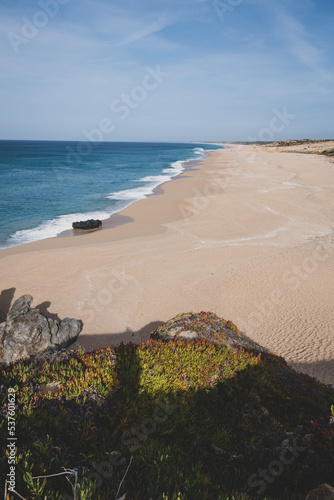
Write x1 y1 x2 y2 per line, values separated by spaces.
151 311 266 353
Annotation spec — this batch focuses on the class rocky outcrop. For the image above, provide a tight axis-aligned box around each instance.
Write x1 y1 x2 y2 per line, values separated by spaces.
72 219 102 230
306 484 334 500
0 294 83 365
150 311 267 353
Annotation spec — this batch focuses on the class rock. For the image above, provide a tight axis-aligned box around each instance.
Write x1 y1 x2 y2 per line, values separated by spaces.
72 219 102 230
7 293 33 318
0 295 83 365
305 484 334 500
151 311 266 353
51 317 82 350
175 329 199 340
38 380 62 394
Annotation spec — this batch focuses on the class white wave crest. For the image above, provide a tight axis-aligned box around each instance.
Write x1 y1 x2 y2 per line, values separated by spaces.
7 210 112 247
108 160 187 202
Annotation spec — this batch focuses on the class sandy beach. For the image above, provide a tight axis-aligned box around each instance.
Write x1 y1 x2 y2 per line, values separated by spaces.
1 144 334 387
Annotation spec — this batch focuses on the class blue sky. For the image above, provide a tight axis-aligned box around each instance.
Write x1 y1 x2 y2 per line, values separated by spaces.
0 0 333 141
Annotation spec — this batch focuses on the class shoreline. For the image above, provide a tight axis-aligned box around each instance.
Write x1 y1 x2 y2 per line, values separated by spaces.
0 150 217 257
57 157 206 240
0 146 216 251
1 144 334 387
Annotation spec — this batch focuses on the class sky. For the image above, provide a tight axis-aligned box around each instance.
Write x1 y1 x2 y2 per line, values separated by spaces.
0 0 333 142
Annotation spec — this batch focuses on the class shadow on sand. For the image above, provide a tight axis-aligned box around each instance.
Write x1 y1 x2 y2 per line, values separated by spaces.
0 287 16 322
289 359 334 388
75 321 165 351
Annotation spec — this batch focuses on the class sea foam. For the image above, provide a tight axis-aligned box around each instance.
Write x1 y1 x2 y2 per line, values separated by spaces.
7 210 112 247
107 158 190 202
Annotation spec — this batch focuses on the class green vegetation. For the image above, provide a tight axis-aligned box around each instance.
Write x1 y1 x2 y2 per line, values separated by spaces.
1 334 333 499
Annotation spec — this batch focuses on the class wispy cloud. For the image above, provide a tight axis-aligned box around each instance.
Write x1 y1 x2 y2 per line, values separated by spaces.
75 1 178 45
116 16 171 46
274 8 322 70
253 0 332 80
1 0 333 141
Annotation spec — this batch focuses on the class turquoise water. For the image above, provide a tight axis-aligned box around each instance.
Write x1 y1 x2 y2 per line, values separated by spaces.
0 141 224 248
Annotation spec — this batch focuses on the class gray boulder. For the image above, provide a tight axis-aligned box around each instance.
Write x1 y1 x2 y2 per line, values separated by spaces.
50 317 83 350
0 294 83 365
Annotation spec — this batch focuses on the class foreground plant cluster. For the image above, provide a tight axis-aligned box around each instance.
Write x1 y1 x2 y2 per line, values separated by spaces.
0 315 334 499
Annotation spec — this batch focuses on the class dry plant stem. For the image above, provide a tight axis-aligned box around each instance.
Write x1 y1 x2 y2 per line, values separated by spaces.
115 456 133 500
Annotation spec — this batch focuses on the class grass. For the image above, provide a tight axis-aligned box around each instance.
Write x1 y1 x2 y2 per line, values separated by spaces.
0 333 333 499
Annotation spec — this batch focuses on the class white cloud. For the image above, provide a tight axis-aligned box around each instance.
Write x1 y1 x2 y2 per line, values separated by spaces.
274 9 321 68
260 1 332 77
1 0 333 141
116 17 171 46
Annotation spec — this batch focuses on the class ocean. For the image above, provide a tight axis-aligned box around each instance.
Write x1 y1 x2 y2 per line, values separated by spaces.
0 141 224 249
